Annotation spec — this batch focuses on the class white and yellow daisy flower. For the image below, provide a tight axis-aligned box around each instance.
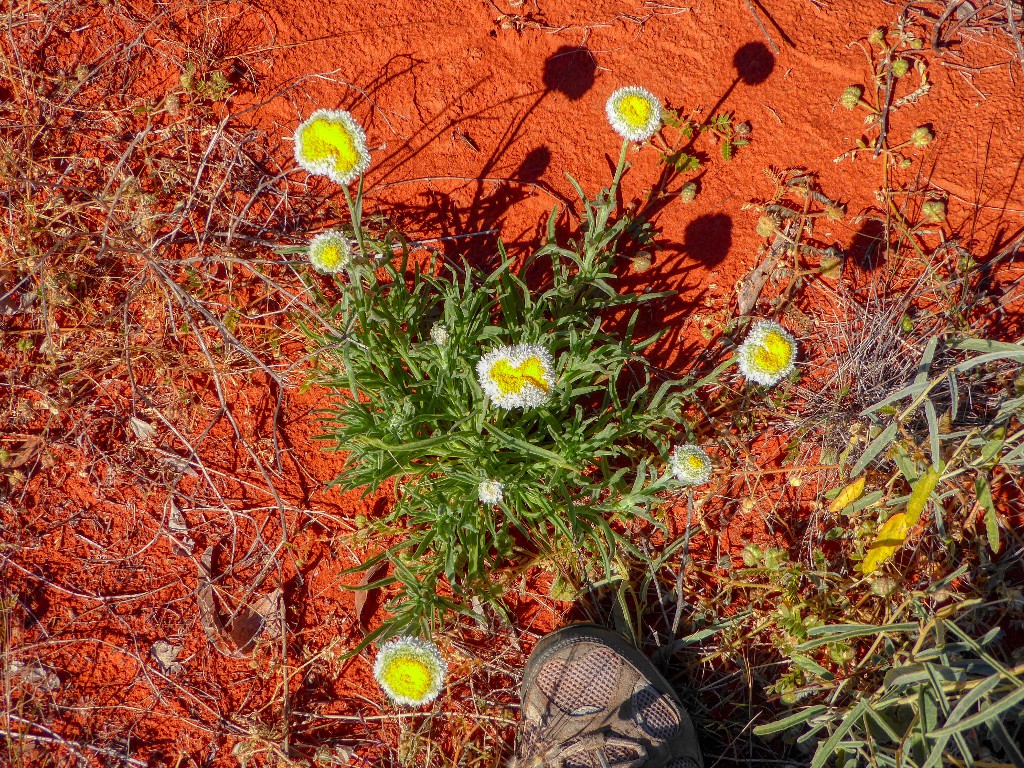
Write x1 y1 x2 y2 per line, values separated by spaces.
478 478 504 505
737 320 798 387
669 444 712 486
307 230 352 274
373 636 448 707
293 109 371 185
606 86 662 143
476 343 555 410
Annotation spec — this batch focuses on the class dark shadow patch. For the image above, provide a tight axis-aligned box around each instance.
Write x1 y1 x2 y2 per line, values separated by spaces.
849 217 887 271
733 41 775 85
514 146 551 182
682 213 733 267
542 46 597 101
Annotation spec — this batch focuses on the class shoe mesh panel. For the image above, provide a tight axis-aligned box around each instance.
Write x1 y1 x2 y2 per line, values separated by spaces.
665 759 701 768
562 743 644 768
564 754 596 768
536 647 621 716
632 684 680 740
605 743 644 764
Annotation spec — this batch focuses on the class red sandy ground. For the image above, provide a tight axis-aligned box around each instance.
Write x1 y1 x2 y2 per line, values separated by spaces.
3 0 1024 766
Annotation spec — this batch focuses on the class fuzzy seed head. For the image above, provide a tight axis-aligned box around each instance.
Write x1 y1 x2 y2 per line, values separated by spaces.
922 200 946 223
669 444 713 486
868 28 886 45
756 213 780 238
605 86 662 142
294 109 371 185
891 58 910 78
631 252 653 273
737 320 798 387
870 576 898 597
825 204 846 221
679 181 698 203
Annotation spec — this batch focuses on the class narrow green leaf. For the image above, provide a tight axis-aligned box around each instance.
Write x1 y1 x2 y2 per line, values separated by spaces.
753 706 828 736
810 700 869 768
851 421 899 476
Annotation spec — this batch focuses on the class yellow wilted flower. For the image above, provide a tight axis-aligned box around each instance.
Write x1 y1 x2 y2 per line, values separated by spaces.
828 476 866 513
860 466 940 574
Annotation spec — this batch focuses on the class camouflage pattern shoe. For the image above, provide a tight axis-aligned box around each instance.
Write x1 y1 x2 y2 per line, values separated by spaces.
510 624 703 768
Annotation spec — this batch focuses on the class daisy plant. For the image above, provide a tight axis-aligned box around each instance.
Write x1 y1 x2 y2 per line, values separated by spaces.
293 108 373 261
606 86 662 144
307 99 732 640
293 108 370 186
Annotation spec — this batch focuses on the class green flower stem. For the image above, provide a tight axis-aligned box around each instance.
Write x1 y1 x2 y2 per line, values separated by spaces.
609 138 630 197
343 177 367 258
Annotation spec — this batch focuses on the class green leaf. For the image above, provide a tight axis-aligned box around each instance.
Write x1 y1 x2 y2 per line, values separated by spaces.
976 475 999 553
851 422 898 475
810 700 869 768
753 706 828 736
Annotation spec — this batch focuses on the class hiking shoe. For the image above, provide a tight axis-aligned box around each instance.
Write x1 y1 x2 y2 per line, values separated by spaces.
511 624 703 768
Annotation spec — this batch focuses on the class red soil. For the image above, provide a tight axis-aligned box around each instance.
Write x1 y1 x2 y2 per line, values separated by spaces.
3 0 1024 766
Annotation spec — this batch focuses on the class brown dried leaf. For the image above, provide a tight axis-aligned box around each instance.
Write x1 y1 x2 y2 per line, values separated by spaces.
354 560 388 633
736 251 779 316
197 546 281 657
5 436 44 469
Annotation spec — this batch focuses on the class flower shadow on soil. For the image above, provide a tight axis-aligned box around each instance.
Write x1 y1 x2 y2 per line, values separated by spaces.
368 47 598 269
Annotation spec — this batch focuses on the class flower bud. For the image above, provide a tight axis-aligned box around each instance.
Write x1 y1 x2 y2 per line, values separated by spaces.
839 85 863 110
910 126 933 147
922 200 946 223
679 181 698 203
756 214 780 238
891 58 910 77
868 28 886 45
825 204 846 221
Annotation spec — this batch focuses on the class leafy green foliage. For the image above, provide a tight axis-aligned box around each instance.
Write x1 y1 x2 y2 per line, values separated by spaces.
308 147 724 635
755 610 1024 768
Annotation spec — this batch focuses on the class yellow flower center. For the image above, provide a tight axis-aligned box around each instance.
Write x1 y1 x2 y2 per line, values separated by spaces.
382 656 433 701
299 118 361 177
687 454 705 471
490 357 550 395
752 331 793 373
318 244 341 268
616 94 654 129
